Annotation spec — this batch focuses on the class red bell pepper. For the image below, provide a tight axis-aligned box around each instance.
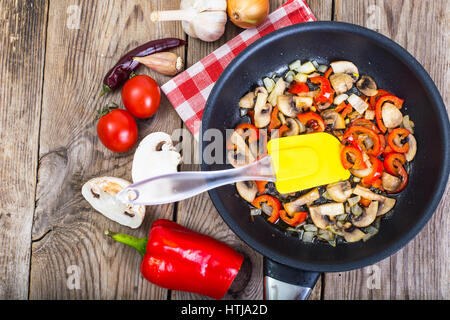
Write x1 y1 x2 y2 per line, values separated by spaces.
341 145 367 170
369 89 391 110
309 76 334 104
105 219 244 300
375 94 405 133
387 128 410 153
255 180 268 193
269 106 281 130
252 195 281 223
288 82 309 94
383 153 408 193
351 118 381 133
362 155 383 185
324 67 333 79
297 112 326 132
343 126 381 156
280 210 308 227
235 123 259 142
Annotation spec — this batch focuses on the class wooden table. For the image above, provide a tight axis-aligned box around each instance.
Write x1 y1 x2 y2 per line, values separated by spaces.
0 0 448 300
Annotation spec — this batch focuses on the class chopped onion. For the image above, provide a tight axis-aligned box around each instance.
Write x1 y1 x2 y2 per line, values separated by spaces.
289 60 301 71
348 94 369 114
298 61 316 74
347 195 361 207
317 64 329 73
351 204 363 216
294 73 308 83
303 224 318 232
311 60 320 69
263 77 275 93
284 70 295 83
302 231 315 243
318 229 334 241
250 208 262 216
261 203 273 215
336 214 348 221
334 93 348 105
240 108 248 117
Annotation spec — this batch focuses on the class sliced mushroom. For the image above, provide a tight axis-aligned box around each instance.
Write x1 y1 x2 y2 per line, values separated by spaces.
267 78 286 106
321 109 346 129
283 188 320 215
342 224 366 242
329 73 354 95
405 134 417 161
377 197 396 216
353 185 385 201
326 181 353 202
352 200 378 227
382 102 403 128
236 181 258 203
277 95 299 118
82 177 145 229
254 102 272 128
293 96 314 112
227 131 256 167
381 172 402 192
330 61 359 76
239 91 255 109
356 75 378 96
283 118 300 136
347 94 369 114
309 202 345 229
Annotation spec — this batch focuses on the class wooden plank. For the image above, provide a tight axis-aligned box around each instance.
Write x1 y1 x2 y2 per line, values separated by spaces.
323 0 450 299
29 0 184 299
0 0 48 299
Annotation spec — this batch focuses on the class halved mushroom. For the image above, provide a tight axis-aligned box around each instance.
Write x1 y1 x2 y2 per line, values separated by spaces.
342 223 366 242
326 180 353 202
347 94 369 114
82 177 145 229
382 102 403 128
293 96 314 112
309 202 345 229
283 118 300 136
330 61 359 76
236 181 258 203
254 102 272 128
268 78 286 106
405 134 417 161
352 200 378 227
356 75 378 96
329 73 354 95
239 91 256 109
283 188 320 215
277 95 299 118
377 197 396 216
381 172 402 192
353 185 385 201
321 109 346 130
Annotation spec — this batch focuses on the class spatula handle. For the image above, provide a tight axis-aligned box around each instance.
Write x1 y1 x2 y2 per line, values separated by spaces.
117 156 275 206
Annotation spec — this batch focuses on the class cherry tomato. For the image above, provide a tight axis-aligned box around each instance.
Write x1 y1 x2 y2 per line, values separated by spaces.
97 108 138 152
122 75 161 119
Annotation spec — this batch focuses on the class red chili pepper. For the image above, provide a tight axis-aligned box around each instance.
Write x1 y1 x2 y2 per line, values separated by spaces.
252 195 281 223
362 155 383 185
375 94 405 133
341 145 367 170
310 76 334 104
105 219 244 300
383 153 408 193
280 210 308 227
369 89 391 110
255 180 268 193
288 82 309 94
269 106 281 130
297 112 326 132
387 128 410 153
343 126 381 156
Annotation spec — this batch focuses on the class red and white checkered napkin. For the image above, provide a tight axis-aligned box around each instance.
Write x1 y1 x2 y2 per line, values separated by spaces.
161 0 316 140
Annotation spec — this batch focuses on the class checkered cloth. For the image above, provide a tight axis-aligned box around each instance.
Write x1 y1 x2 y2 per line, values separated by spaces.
161 0 316 140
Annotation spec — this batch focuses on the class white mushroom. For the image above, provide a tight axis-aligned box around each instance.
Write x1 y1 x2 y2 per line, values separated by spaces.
236 181 258 203
326 181 353 202
405 134 417 162
321 109 346 129
352 200 378 227
353 185 385 201
277 95 299 118
330 61 359 76
381 172 402 192
342 223 366 242
382 103 403 128
239 91 255 109
82 177 145 229
309 202 345 229
267 78 286 106
356 75 378 96
377 197 396 216
329 73 354 95
283 188 320 215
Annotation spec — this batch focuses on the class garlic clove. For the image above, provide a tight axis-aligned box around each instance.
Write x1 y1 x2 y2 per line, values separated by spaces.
134 52 183 76
82 177 145 229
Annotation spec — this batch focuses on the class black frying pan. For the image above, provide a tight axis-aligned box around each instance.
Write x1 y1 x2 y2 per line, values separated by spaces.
200 22 449 299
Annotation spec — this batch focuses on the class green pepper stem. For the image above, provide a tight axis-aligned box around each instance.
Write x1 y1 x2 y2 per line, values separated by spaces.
105 230 148 257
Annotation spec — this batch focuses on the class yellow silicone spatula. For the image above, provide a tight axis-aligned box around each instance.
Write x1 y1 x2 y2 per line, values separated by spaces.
117 132 350 205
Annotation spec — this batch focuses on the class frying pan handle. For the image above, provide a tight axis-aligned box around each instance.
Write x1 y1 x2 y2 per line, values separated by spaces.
263 257 320 300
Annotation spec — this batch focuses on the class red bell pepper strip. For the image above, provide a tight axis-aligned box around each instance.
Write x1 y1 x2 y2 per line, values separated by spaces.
335 101 347 113
362 155 383 185
383 153 408 193
280 210 308 227
309 76 334 104
375 94 405 133
359 197 371 207
341 145 367 170
297 112 326 132
252 195 281 223
351 118 381 133
105 219 244 300
387 128 410 153
340 104 353 118
235 123 259 142
269 106 281 130
288 82 309 94
255 180 267 193
324 67 333 79
369 89 391 110
343 126 381 156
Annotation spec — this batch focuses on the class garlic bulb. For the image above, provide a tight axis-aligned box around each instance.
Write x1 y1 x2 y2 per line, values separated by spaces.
151 0 227 42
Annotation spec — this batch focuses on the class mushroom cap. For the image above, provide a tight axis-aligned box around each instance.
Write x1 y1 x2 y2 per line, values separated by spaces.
381 172 402 192
377 197 396 216
352 200 378 227
382 103 403 128
309 202 345 230
356 75 378 96
326 180 353 202
236 181 258 203
330 61 359 75
329 73 354 95
405 134 417 162
342 225 366 242
321 109 346 130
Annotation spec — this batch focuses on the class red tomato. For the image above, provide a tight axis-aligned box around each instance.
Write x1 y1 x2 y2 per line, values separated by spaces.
122 75 161 119
97 109 138 152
